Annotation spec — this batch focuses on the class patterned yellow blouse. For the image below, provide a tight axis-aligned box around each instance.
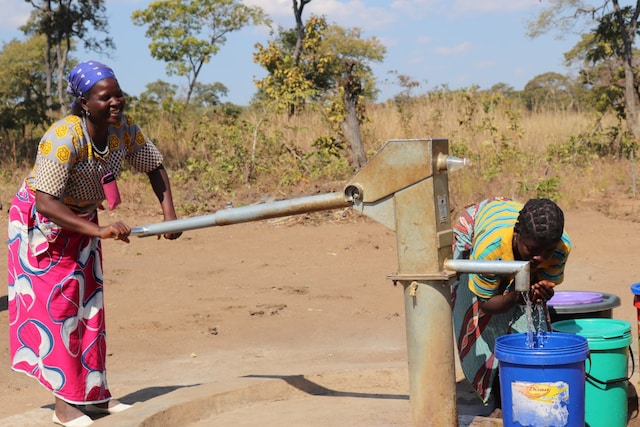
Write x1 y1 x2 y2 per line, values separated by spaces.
26 114 163 212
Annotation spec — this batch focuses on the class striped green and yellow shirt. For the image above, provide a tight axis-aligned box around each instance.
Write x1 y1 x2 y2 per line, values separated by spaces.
469 199 571 299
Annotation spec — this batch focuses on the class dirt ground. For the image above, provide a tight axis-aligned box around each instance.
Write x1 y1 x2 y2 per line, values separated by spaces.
1 202 640 425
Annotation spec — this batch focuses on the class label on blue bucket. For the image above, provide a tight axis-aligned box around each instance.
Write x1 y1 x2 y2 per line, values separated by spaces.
511 380 569 426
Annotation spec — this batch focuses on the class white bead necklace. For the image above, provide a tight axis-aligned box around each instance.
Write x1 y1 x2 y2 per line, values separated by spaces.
81 115 109 156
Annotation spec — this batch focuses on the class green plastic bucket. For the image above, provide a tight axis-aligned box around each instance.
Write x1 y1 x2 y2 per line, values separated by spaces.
552 318 632 427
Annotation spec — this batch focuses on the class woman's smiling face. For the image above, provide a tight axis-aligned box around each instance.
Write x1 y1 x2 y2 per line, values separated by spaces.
83 78 125 126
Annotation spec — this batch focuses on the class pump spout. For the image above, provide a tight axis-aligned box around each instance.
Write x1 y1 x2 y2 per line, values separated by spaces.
436 153 472 173
443 259 530 292
513 261 531 292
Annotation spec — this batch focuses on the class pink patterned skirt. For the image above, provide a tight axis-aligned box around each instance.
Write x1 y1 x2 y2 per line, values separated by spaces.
7 184 111 404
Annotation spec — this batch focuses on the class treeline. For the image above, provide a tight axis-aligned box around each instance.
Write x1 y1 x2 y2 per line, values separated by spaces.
2 1 640 214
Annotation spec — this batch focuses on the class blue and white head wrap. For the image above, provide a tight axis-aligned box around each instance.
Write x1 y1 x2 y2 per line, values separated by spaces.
67 60 117 107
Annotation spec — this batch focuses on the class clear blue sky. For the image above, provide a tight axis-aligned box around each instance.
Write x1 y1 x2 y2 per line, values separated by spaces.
0 0 581 105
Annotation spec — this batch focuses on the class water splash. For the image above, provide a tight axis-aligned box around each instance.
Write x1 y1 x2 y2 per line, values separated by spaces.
535 301 548 347
523 291 534 348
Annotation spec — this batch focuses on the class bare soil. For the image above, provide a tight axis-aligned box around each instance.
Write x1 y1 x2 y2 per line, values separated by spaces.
1 202 640 425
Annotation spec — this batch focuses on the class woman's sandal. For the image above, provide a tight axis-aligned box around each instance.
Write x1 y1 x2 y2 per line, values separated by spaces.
84 403 132 414
52 412 93 427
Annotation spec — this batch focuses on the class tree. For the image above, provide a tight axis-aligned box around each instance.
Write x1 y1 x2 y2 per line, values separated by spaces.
325 23 385 169
192 82 229 108
128 80 181 123
563 31 630 115
488 82 516 97
0 36 50 163
22 0 113 116
254 15 385 170
140 80 180 107
254 16 332 113
528 1 640 193
131 0 269 107
523 72 574 112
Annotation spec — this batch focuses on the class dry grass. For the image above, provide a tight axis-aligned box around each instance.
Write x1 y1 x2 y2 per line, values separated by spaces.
360 97 637 217
2 95 639 222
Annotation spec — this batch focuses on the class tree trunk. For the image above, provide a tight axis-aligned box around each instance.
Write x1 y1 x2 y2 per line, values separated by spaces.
289 0 311 118
341 92 367 170
291 0 311 66
613 0 640 196
623 56 639 196
56 36 70 115
339 60 367 170
44 0 54 117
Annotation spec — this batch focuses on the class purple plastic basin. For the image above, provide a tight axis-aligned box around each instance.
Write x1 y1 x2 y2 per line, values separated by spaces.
546 290 620 323
548 291 603 306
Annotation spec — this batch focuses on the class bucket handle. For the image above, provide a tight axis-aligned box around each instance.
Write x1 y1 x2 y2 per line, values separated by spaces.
585 346 635 386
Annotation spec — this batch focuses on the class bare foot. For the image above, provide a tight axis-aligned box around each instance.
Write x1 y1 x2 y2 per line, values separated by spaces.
488 408 503 418
54 397 86 423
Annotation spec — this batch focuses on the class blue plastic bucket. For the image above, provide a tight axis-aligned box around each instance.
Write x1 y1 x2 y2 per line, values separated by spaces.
552 319 632 427
495 332 589 427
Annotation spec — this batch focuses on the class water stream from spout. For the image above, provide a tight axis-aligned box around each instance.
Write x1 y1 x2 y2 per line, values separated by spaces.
522 291 548 348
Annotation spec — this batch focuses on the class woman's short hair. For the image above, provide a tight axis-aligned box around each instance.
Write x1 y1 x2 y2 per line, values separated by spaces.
514 198 564 245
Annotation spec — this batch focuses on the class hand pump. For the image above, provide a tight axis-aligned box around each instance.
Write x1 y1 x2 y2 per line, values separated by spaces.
131 138 527 426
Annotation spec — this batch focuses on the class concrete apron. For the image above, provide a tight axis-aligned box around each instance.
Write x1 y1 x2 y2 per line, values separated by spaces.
1 358 637 427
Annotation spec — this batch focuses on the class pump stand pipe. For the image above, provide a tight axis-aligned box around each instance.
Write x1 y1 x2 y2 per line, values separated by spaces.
443 259 530 292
